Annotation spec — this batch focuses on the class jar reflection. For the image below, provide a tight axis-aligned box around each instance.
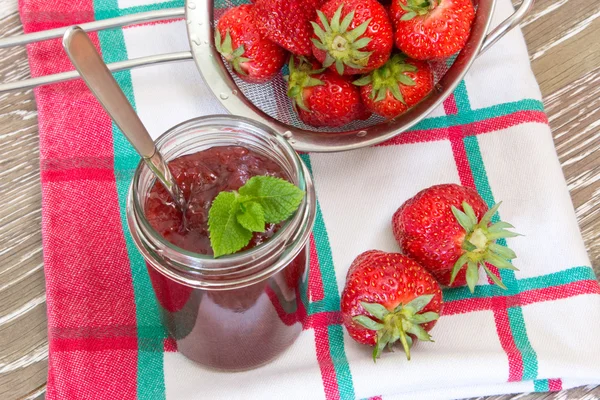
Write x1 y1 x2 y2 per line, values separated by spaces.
147 247 308 370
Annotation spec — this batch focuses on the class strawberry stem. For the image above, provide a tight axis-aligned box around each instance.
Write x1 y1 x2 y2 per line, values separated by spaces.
353 295 439 361
467 228 488 250
285 56 325 112
215 29 250 76
353 54 418 107
397 319 411 360
399 0 439 20
449 201 521 292
311 5 373 74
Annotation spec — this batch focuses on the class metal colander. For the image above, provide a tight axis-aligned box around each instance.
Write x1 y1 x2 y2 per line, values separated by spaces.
0 0 534 152
226 48 453 134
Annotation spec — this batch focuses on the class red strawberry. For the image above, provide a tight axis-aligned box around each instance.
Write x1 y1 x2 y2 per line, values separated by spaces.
391 0 475 60
215 5 288 83
392 184 520 293
286 56 370 127
311 0 393 75
354 53 433 119
254 0 324 56
341 250 442 360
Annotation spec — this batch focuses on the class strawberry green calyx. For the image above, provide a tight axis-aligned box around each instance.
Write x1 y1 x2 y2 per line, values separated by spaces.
399 0 439 20
353 54 417 103
311 6 373 75
353 295 439 361
215 29 250 76
450 201 520 293
285 56 324 112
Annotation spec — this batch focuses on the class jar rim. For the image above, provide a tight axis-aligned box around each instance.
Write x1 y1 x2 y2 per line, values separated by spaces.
133 115 303 261
126 115 316 289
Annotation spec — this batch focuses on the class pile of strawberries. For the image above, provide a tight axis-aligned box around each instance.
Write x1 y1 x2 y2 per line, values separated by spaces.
215 0 475 127
340 184 520 360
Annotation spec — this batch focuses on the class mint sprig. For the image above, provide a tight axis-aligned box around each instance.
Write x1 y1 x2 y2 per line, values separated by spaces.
208 176 305 257
207 192 253 258
237 201 265 232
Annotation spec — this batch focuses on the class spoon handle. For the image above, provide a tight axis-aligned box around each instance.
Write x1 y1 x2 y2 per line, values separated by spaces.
63 26 186 210
63 26 156 158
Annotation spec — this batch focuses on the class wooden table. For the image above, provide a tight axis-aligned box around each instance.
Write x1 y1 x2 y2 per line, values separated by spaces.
0 0 598 398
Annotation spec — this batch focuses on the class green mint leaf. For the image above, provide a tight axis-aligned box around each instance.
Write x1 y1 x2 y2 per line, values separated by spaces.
207 176 304 257
208 192 252 257
236 201 265 232
238 176 305 223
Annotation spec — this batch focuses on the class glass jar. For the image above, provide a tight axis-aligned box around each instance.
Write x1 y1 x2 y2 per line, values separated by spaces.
126 115 316 371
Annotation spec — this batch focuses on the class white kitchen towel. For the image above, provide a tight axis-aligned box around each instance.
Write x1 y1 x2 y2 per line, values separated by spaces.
22 0 600 398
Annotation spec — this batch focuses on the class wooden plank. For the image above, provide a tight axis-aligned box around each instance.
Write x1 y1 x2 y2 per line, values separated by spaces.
0 0 18 20
522 0 600 96
0 11 46 400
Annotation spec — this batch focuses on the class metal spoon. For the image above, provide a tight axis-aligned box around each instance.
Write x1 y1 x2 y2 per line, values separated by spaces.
62 26 186 214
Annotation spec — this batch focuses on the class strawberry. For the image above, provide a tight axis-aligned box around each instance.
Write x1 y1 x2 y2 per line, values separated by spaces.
286 56 370 127
391 0 475 60
215 5 288 83
354 53 433 119
341 250 442 360
392 184 520 293
311 0 393 75
254 0 323 56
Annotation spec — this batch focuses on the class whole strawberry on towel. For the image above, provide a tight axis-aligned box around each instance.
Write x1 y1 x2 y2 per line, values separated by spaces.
392 184 520 293
215 5 287 83
311 0 393 75
341 250 442 360
390 0 475 60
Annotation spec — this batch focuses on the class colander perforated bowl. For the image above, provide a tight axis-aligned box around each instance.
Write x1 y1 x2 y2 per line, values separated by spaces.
0 0 534 152
186 0 534 152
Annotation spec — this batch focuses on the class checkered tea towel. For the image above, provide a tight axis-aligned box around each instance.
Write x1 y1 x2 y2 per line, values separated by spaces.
19 0 600 398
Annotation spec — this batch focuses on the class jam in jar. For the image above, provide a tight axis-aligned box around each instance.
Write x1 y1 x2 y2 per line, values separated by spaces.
144 145 287 255
127 116 316 370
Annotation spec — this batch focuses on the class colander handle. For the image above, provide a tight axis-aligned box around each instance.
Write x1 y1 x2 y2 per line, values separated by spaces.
479 0 535 55
0 52 193 92
0 8 188 93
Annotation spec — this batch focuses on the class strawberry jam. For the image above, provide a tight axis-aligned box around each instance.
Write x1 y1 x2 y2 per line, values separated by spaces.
127 116 317 371
144 146 287 254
